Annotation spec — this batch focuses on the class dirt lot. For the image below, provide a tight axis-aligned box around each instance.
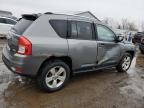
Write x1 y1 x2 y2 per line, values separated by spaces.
0 39 144 108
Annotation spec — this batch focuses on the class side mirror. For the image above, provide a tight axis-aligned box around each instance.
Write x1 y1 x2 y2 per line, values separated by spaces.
141 37 144 44
116 35 124 42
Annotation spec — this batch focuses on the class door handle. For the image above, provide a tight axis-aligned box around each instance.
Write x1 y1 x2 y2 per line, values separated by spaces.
99 43 105 47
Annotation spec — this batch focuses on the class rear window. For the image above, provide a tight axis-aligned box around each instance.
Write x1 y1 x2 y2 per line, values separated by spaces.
12 18 33 35
49 20 67 38
0 18 6 24
6 19 17 25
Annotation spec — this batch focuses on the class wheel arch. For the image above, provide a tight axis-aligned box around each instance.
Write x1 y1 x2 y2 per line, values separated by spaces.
125 50 135 58
37 56 72 77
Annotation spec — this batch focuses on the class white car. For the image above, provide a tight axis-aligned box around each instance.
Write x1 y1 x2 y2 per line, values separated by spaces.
0 16 17 37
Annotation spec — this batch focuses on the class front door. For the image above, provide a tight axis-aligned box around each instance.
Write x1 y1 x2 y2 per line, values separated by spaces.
95 24 121 65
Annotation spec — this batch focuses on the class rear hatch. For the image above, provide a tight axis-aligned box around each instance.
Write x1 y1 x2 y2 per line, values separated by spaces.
6 14 39 54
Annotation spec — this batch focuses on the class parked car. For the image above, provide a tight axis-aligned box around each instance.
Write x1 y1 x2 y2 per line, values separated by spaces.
0 16 17 36
2 13 136 92
139 37 144 54
132 32 144 44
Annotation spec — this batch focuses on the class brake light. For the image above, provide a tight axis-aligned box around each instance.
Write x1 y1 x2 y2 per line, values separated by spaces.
17 36 32 55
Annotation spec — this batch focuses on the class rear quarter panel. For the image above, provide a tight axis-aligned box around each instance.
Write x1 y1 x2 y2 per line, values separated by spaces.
22 15 69 72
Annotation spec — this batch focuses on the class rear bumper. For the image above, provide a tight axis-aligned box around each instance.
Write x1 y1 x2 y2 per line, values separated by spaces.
2 47 45 77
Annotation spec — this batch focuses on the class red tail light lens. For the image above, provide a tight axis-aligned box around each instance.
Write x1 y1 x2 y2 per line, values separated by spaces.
17 36 32 55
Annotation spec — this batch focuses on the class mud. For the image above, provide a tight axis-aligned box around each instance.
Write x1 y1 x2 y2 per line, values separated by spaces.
0 39 144 108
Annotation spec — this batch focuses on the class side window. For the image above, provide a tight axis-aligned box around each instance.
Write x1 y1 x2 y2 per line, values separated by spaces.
68 21 93 40
96 24 115 42
49 20 67 38
6 19 17 25
77 22 93 40
0 18 6 24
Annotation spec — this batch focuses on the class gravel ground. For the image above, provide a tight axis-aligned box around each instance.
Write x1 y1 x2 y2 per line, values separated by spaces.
0 39 144 108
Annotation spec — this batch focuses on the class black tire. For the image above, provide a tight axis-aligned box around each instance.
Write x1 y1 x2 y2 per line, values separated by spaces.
140 50 144 54
37 60 70 92
116 53 132 72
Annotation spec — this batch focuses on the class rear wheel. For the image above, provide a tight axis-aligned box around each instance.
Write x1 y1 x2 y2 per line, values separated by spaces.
116 53 132 72
37 60 70 92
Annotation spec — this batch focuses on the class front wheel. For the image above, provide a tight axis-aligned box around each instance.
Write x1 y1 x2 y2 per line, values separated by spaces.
37 60 70 92
116 53 132 72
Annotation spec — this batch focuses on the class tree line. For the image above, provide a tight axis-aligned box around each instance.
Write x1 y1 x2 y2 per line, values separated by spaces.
103 17 144 32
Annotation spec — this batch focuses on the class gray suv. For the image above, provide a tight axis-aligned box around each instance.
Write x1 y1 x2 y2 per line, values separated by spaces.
2 13 136 92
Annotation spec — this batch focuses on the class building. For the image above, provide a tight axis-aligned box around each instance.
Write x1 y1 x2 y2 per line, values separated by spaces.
74 11 101 21
56 11 101 21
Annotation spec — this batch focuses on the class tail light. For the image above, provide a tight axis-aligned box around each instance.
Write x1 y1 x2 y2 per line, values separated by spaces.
17 36 32 55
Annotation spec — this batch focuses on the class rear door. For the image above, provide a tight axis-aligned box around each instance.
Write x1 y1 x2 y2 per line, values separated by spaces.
67 17 97 70
95 24 121 65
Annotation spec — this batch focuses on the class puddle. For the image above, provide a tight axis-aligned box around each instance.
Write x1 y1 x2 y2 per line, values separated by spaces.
0 63 27 94
120 54 144 106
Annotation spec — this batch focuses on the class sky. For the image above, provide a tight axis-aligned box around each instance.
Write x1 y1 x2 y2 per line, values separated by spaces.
0 0 144 27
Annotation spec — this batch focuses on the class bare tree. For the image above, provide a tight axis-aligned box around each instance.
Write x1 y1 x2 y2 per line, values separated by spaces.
103 17 109 25
121 19 138 31
117 25 121 29
103 17 119 29
128 22 138 31
121 19 129 30
103 18 138 31
116 23 123 29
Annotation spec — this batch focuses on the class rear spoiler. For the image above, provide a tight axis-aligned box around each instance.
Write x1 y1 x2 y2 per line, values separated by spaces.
21 14 41 21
